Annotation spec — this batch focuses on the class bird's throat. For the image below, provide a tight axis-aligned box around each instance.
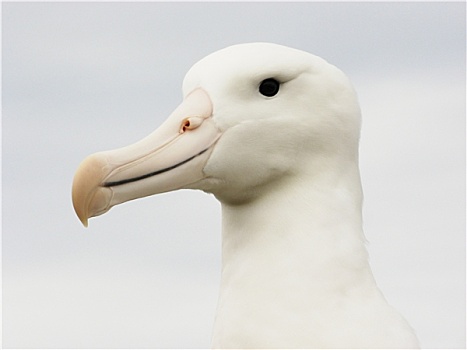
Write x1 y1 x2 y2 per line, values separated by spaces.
211 168 382 347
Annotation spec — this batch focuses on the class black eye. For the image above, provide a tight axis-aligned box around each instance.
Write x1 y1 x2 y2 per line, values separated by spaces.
259 78 280 97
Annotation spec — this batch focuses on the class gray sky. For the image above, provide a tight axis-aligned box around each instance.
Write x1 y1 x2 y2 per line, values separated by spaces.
2 2 465 348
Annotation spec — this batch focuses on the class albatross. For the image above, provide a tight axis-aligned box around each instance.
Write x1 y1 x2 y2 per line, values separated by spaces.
72 42 419 348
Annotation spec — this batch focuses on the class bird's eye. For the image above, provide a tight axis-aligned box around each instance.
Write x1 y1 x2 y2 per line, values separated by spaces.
259 78 280 97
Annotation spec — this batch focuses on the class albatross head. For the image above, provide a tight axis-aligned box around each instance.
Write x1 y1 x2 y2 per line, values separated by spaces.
72 42 361 226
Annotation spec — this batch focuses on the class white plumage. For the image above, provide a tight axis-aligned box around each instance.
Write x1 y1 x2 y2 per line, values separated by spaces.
72 43 419 348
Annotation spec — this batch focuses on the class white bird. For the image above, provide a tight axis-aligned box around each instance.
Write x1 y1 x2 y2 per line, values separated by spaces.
72 43 419 348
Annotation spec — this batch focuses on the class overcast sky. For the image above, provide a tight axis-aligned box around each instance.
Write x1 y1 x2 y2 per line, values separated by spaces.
2 2 465 348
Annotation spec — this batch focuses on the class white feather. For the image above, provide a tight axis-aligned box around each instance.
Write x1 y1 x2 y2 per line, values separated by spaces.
183 43 419 348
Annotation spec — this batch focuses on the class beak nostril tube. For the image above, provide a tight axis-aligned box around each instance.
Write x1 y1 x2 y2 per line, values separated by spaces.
180 116 204 133
181 120 190 133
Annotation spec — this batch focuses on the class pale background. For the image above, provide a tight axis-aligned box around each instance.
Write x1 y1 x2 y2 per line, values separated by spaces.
2 2 465 348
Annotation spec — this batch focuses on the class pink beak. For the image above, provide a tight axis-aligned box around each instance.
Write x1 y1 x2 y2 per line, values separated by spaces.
71 88 221 227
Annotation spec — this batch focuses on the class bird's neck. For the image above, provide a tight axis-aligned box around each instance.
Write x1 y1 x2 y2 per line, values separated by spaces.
212 160 387 347
220 160 371 289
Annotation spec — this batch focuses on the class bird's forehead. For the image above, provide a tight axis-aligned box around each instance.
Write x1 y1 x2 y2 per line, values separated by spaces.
182 43 325 95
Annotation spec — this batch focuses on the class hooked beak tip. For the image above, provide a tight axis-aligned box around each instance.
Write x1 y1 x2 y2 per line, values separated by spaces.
80 217 89 228
72 154 111 227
